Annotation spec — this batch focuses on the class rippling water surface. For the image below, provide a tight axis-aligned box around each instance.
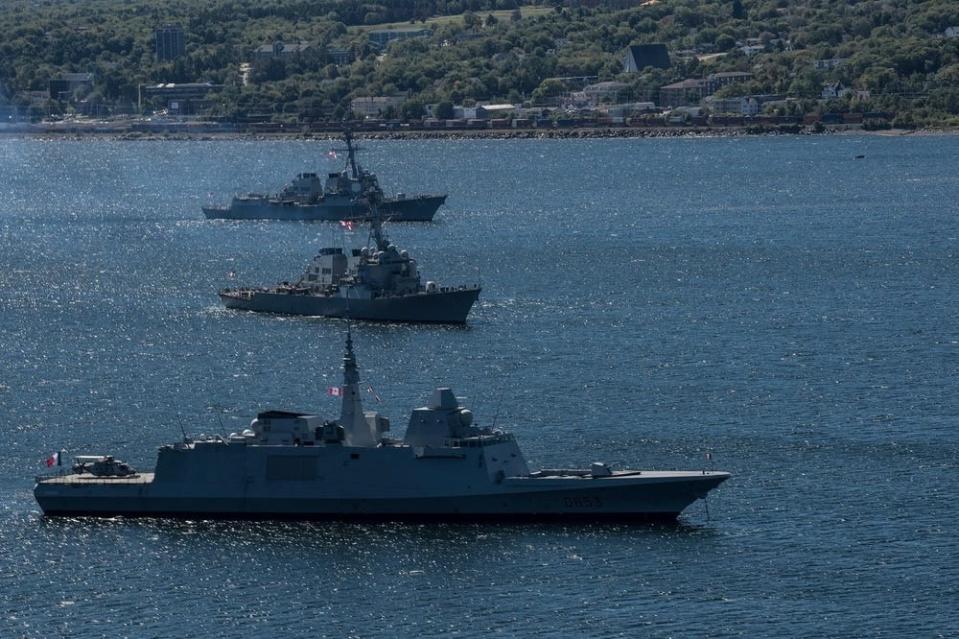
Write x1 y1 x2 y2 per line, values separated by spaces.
1 133 957 638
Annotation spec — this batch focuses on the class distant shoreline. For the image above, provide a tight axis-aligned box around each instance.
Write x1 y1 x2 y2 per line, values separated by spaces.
2 125 951 142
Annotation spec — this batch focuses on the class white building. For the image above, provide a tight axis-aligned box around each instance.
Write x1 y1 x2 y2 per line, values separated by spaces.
815 58 848 70
253 41 312 63
476 104 516 119
821 82 851 99
582 81 629 105
351 96 405 118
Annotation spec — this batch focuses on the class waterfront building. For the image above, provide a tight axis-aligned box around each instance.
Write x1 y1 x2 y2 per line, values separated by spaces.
253 41 313 63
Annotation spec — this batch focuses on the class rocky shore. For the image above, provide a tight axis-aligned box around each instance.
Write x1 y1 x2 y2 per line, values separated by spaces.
5 123 940 142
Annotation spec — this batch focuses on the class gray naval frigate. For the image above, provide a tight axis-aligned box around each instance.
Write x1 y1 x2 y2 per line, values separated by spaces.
219 192 480 323
202 130 446 222
34 333 730 521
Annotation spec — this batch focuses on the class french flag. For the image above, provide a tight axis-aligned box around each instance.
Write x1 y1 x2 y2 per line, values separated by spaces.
328 386 342 397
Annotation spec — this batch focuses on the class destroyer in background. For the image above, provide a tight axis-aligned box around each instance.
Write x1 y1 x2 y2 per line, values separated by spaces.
202 130 446 222
219 192 480 323
35 333 730 521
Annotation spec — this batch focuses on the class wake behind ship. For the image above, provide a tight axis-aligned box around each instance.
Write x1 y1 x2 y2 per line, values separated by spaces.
35 332 729 521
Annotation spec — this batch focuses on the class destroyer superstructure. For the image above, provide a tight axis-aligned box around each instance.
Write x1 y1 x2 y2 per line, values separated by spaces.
219 190 480 323
202 130 446 222
35 333 729 521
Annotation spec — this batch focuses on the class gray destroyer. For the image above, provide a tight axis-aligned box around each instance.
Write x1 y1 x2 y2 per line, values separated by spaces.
219 195 480 323
34 333 730 521
202 131 445 222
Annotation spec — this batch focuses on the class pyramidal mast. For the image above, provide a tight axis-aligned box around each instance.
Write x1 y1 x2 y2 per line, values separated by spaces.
338 327 376 447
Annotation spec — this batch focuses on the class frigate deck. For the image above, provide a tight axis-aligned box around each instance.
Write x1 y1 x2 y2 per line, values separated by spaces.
37 473 155 485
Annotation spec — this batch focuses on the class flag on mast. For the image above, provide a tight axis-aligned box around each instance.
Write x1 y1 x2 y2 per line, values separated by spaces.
339 220 354 231
328 386 342 397
46 451 59 468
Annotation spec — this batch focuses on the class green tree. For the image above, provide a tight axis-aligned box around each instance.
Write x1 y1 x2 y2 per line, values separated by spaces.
731 0 746 20
401 98 425 119
716 34 736 51
531 78 566 103
860 67 899 93
434 100 454 118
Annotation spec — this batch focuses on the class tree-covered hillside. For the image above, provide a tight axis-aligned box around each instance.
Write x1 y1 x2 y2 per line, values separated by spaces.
1 0 958 126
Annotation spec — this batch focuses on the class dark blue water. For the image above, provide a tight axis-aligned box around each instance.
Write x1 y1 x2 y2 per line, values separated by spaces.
1 134 957 638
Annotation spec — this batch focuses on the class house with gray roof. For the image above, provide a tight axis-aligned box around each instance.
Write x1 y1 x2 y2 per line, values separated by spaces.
254 41 313 63
623 44 670 73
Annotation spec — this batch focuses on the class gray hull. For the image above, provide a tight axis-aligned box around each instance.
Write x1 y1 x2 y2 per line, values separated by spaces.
203 194 446 222
35 472 729 522
220 287 480 324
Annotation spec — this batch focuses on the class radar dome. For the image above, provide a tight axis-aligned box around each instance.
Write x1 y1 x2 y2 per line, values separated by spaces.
459 409 473 427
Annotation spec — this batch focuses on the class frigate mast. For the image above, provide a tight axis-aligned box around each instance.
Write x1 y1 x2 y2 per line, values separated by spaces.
338 326 376 447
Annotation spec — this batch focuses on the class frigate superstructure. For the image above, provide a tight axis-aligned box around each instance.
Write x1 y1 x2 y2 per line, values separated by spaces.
218 190 480 323
202 130 446 222
34 334 730 521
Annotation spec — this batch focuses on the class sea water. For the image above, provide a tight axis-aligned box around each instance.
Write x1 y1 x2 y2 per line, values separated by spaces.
0 133 957 637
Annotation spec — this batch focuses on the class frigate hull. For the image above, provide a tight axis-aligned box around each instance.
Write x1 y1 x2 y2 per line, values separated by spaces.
35 472 728 522
34 333 731 524
220 287 480 324
202 194 446 222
